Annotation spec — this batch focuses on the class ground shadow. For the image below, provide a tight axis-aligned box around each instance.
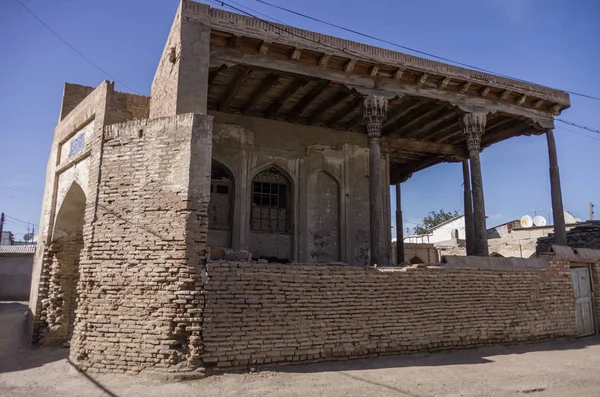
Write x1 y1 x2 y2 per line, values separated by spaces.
250 335 600 375
0 302 70 374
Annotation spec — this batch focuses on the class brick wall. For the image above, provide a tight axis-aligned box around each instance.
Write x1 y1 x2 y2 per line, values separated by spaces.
68 113 212 374
201 261 577 369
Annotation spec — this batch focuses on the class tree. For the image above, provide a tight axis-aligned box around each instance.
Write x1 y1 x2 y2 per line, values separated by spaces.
413 209 460 235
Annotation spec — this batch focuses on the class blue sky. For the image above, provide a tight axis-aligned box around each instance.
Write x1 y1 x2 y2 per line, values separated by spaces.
0 0 599 241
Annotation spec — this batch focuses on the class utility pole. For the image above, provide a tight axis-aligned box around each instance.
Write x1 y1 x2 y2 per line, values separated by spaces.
0 213 4 245
591 202 595 221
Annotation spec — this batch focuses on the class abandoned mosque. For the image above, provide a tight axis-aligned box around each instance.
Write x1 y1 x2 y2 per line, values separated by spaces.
29 0 600 377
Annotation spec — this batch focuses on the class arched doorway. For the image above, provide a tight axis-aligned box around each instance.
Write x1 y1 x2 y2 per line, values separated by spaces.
249 167 292 262
208 160 234 248
45 182 86 346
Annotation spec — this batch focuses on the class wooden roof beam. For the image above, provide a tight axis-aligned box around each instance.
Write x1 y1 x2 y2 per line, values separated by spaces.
242 73 280 114
286 81 330 119
208 64 228 87
383 101 440 135
291 48 302 61
308 89 351 124
265 79 308 118
384 137 465 156
326 96 362 126
405 109 461 140
218 68 252 111
381 98 423 129
393 105 451 138
210 47 556 124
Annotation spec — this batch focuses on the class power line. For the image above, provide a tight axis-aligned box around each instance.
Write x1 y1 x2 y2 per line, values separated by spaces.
556 127 600 142
253 0 600 102
207 0 384 65
5 215 38 227
556 119 600 134
13 0 140 94
0 0 37 31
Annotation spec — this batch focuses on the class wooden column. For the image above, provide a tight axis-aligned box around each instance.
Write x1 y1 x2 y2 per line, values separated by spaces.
462 159 475 255
362 95 388 266
462 113 489 256
395 182 404 265
546 129 567 245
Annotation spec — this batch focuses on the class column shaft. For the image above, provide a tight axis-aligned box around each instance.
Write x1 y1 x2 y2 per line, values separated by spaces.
362 95 388 266
395 183 405 265
462 113 488 256
546 129 567 245
462 160 475 255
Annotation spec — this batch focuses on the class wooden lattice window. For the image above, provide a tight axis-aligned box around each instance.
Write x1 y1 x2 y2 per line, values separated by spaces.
251 169 289 233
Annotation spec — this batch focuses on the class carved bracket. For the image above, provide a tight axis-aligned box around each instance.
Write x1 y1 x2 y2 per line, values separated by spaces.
362 95 389 140
462 112 487 154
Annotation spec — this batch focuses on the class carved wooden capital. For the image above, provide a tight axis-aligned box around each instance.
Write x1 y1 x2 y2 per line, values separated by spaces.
462 112 487 154
362 95 388 140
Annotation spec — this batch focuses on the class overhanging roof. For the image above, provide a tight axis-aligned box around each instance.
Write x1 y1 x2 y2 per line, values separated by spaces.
183 1 571 182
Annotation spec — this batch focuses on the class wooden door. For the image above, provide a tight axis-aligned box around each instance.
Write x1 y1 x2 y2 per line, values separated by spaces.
570 266 595 336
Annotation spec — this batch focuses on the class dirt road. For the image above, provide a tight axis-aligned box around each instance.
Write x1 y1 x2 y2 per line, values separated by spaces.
2 302 600 397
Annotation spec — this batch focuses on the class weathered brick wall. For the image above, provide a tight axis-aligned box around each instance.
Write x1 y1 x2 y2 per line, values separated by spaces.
201 261 577 368
59 83 95 121
69 113 213 374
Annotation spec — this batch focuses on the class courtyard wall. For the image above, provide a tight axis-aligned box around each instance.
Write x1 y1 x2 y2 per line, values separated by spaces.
201 260 578 369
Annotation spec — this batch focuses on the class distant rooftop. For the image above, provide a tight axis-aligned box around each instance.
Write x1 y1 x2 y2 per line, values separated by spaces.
0 245 36 255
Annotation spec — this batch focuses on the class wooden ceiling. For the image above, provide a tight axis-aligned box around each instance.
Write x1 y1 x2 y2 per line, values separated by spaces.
207 63 542 183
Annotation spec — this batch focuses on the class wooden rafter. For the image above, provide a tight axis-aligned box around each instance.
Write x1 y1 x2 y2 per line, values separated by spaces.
208 64 228 87
308 89 351 124
384 137 464 156
326 95 361 126
218 68 252 111
383 101 440 135
242 73 280 114
343 114 363 131
265 78 308 118
381 98 423 130
410 110 461 140
286 81 330 120
394 105 451 138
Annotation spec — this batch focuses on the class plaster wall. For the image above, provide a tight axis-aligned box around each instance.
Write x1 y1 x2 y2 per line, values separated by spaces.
0 254 33 300
405 216 466 244
209 111 389 266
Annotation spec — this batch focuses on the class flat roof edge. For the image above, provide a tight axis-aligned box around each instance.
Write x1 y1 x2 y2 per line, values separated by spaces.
183 1 570 107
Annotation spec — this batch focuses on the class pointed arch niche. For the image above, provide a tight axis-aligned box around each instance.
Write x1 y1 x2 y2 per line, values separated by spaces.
307 170 340 263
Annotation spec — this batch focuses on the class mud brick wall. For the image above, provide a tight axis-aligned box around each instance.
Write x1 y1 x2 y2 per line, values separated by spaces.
70 113 212 374
202 261 577 369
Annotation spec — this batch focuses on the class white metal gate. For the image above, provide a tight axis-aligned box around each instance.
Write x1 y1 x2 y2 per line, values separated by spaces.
570 266 595 336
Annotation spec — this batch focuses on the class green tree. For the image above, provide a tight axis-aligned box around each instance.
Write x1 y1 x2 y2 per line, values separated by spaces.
413 209 460 235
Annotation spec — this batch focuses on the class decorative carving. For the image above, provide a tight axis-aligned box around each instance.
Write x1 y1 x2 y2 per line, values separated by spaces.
362 95 388 140
516 94 527 106
479 87 490 97
369 65 379 76
500 90 511 100
418 73 428 85
462 112 487 154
